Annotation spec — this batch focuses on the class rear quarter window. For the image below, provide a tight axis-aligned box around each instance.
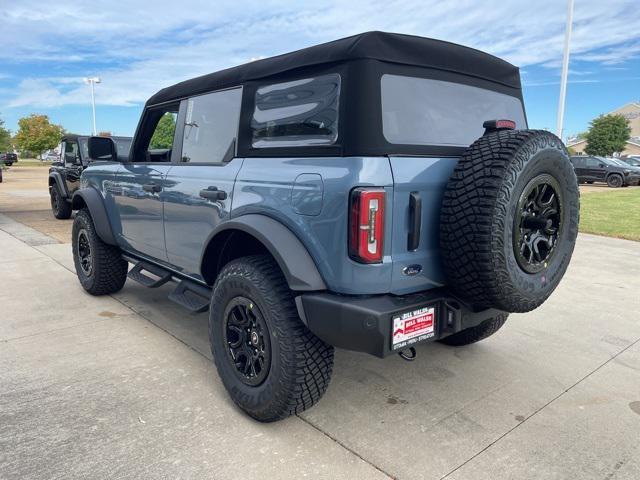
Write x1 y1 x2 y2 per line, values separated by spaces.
381 74 527 147
251 74 340 148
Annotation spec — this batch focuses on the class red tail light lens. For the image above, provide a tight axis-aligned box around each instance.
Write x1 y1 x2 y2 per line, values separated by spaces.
349 188 385 263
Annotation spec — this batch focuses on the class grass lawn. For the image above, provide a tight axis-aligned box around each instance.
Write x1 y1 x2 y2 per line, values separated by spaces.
580 187 640 241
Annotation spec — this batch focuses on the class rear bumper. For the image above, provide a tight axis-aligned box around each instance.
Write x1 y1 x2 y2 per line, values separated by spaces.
298 289 505 358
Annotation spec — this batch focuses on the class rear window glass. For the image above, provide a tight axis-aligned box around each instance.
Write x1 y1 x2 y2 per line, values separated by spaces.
251 74 340 148
381 74 527 147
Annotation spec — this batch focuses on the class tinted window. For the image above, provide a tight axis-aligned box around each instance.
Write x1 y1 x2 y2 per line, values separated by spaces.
181 88 242 164
251 74 340 148
570 157 584 167
63 141 80 165
114 138 132 158
381 74 527 147
79 138 89 160
585 157 600 168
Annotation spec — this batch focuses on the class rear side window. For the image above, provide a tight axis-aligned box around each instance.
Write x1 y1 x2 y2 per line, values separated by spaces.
251 74 340 148
181 88 242 164
586 157 600 168
381 74 527 147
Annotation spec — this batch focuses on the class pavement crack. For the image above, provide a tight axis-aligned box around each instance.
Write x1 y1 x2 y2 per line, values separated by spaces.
1 318 111 343
439 335 640 479
296 415 395 479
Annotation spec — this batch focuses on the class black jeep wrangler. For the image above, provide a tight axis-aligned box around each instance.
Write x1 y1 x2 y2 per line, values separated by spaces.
48 134 132 218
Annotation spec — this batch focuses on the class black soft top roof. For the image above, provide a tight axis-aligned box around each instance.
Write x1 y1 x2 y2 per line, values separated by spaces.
147 31 520 106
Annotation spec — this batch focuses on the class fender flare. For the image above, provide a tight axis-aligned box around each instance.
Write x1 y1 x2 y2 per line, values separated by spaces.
48 172 69 198
202 214 326 291
71 188 117 245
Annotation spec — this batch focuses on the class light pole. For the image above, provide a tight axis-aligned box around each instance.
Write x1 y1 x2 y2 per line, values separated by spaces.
84 77 101 135
556 0 574 140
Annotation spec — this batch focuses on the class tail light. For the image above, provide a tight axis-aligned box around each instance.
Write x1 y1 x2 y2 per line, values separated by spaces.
349 188 385 263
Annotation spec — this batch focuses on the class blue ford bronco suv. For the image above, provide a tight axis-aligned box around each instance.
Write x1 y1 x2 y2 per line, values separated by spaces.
72 32 580 422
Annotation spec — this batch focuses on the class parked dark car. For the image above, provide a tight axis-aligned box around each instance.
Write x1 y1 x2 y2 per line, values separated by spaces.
71 31 579 422
620 156 640 168
48 134 132 219
1 152 18 166
570 155 640 187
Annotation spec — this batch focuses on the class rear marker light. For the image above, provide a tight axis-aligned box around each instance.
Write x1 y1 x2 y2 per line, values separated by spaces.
349 188 385 263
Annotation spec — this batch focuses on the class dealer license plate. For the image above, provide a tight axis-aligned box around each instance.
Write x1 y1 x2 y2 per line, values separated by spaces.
391 306 436 351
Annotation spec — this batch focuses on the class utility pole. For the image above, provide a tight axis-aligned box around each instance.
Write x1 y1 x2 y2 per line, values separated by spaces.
84 77 101 135
556 0 574 140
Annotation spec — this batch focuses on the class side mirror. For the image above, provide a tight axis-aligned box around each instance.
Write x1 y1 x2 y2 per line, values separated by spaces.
88 136 117 162
599 163 605 168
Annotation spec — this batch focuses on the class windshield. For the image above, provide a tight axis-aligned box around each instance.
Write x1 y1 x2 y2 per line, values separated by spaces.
114 138 132 157
603 157 631 167
623 157 640 167
599 157 621 167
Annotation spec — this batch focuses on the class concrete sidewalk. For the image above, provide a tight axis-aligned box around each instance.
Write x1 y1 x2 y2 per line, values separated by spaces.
1 216 640 479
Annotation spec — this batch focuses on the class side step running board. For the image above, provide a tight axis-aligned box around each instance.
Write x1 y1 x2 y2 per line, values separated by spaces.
127 261 173 288
168 280 211 313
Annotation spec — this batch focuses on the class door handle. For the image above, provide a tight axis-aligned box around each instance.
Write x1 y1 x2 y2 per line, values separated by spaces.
199 186 227 201
142 183 162 193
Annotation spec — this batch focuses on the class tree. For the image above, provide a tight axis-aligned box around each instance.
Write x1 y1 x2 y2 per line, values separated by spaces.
14 114 64 158
0 116 11 152
584 114 631 157
149 113 176 149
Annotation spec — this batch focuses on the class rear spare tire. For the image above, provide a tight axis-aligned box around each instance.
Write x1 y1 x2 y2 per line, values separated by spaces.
440 130 579 313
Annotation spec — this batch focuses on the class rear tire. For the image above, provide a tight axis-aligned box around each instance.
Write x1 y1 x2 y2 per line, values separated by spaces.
51 186 72 219
72 208 128 295
439 314 508 346
607 174 623 188
209 255 334 422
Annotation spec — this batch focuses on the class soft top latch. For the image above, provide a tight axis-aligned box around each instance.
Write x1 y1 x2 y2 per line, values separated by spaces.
483 119 516 135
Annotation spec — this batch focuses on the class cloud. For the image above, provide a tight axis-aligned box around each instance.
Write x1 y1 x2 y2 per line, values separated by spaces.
2 0 640 108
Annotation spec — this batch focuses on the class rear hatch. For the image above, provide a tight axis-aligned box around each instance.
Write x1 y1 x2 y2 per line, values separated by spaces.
388 156 457 294
382 74 527 295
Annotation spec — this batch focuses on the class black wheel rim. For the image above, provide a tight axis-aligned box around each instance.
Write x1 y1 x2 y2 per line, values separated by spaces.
513 174 563 274
609 176 621 187
223 297 271 386
77 229 93 276
51 190 59 213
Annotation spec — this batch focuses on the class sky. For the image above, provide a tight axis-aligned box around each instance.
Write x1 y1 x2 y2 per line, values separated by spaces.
1 0 639 141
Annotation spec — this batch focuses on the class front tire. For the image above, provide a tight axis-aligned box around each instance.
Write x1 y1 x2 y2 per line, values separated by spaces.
439 314 508 346
209 255 334 422
51 186 72 219
607 174 623 188
72 209 128 295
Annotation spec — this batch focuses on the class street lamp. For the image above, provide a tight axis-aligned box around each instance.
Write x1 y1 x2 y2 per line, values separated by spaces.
83 77 101 135
556 0 574 140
